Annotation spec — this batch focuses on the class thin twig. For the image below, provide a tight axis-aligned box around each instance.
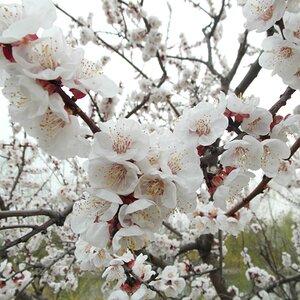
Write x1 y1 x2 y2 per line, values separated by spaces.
226 138 300 217
54 4 149 79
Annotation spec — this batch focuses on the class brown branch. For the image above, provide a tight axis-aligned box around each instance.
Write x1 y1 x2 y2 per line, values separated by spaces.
196 234 235 300
226 138 300 217
182 267 219 279
207 0 226 40
269 87 296 116
0 209 67 219
125 93 151 118
225 176 271 217
177 242 197 256
49 80 100 134
0 225 39 231
0 204 73 256
162 221 182 238
222 30 248 93
166 99 180 117
166 55 223 79
234 55 262 96
0 196 8 211
265 273 300 293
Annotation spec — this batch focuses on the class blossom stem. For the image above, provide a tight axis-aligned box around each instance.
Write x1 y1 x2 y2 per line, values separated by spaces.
226 138 300 217
49 80 100 133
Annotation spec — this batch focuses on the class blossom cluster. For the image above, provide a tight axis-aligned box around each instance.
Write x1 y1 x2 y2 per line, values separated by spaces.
0 0 117 159
71 118 204 254
242 0 300 90
0 260 32 300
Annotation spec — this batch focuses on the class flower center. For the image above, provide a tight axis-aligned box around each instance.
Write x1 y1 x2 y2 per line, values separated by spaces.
112 134 132 154
31 40 59 70
248 117 262 128
193 120 210 136
168 152 183 175
259 6 273 21
80 59 101 79
104 164 127 188
39 110 66 138
279 47 293 58
235 146 249 164
0 4 22 32
146 179 164 197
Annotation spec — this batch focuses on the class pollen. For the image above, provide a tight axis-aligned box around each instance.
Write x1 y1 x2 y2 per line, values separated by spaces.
104 164 127 188
194 119 210 136
294 69 300 77
39 110 66 138
261 145 271 165
146 179 164 197
112 133 132 154
84 244 92 253
168 152 183 175
279 161 288 173
279 47 293 59
293 30 300 39
30 39 59 70
0 4 21 29
248 117 262 128
259 6 273 21
80 59 101 79
235 146 249 164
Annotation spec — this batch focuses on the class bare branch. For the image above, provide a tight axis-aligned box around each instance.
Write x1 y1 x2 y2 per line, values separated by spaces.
162 221 182 238
0 204 73 255
222 30 248 93
54 4 149 80
226 138 300 217
234 55 262 96
269 87 296 116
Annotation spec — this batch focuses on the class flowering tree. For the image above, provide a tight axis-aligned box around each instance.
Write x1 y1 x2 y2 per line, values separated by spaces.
0 0 300 299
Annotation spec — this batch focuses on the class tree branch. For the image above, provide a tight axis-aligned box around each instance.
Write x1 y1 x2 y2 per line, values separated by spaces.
0 204 73 256
49 80 100 133
226 138 300 217
54 4 149 80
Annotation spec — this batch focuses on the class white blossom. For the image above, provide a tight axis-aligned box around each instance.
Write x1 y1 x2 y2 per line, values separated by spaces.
226 92 259 115
134 172 177 209
270 114 300 141
174 101 228 146
242 0 286 32
220 135 263 171
0 0 56 43
261 139 290 177
87 158 139 195
241 107 273 136
13 26 82 80
92 118 149 162
259 35 300 79
118 199 162 232
151 265 185 298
